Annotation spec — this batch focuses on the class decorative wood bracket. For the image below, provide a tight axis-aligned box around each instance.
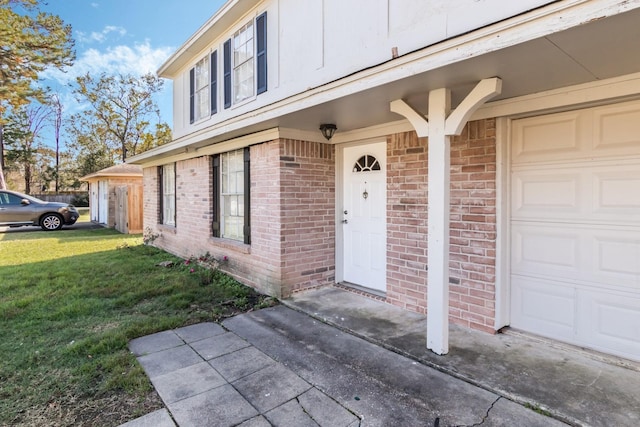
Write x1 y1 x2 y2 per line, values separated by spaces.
390 77 502 137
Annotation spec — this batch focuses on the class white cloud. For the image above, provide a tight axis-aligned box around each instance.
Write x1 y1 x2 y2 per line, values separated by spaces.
77 25 127 44
40 41 175 120
42 41 173 84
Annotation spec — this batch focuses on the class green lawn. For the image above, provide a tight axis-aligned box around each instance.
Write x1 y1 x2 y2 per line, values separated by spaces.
0 228 273 426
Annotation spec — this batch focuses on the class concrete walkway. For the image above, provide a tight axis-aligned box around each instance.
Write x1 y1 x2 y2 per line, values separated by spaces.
121 286 639 426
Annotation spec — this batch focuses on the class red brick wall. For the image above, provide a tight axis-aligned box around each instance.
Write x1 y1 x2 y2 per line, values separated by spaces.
279 139 335 296
141 138 335 299
386 118 497 333
142 167 158 230
449 119 497 333
387 132 429 313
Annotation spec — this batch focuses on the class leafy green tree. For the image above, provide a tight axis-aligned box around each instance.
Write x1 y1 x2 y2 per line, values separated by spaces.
71 72 171 163
66 111 118 177
0 0 75 188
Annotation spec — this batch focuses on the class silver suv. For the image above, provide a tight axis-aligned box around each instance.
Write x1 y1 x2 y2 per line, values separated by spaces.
0 190 79 231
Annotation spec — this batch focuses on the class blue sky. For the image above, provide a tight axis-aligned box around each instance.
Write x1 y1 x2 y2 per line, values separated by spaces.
38 0 227 130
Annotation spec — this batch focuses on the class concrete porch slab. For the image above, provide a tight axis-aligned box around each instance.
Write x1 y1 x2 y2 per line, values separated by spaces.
283 286 640 427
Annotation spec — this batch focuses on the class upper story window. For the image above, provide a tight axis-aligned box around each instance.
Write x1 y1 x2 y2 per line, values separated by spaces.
188 11 266 124
190 51 217 124
233 21 254 104
223 12 267 109
193 56 209 121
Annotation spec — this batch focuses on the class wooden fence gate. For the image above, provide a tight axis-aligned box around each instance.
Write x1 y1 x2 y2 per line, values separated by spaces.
115 184 143 234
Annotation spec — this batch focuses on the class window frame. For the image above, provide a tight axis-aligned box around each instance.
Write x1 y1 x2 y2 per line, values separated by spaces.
223 11 267 109
212 147 250 244
159 163 176 227
232 20 255 104
189 50 219 123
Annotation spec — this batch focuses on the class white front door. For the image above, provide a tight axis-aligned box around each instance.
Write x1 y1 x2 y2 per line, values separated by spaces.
342 142 387 292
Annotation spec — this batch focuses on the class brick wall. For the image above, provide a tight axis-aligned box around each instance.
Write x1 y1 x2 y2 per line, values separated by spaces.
386 118 497 333
279 139 336 296
140 138 335 299
387 132 429 313
449 119 497 333
142 167 158 231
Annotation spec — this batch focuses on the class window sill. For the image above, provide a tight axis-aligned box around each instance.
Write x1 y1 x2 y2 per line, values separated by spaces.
229 93 256 110
157 224 177 234
209 236 251 254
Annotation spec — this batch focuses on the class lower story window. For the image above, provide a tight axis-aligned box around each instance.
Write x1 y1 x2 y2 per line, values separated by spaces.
160 163 176 226
213 148 250 243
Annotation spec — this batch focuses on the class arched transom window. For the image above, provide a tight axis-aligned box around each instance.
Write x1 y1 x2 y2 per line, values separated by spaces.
353 155 381 172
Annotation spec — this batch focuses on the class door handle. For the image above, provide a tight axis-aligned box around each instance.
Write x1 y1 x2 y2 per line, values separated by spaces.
342 219 348 224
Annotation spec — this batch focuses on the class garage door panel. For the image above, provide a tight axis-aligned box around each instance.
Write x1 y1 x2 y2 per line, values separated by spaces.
593 103 640 155
512 111 585 164
593 231 640 288
511 276 576 338
513 223 640 290
579 290 640 360
512 224 580 274
593 167 640 218
512 171 582 219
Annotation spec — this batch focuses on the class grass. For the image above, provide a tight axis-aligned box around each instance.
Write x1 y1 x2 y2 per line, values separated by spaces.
0 227 275 426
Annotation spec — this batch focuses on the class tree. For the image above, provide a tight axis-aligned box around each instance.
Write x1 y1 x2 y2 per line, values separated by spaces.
0 0 75 188
71 72 170 163
50 93 63 192
66 113 117 177
3 104 51 193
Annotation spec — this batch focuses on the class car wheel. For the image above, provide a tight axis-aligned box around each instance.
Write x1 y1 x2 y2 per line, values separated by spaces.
40 213 63 231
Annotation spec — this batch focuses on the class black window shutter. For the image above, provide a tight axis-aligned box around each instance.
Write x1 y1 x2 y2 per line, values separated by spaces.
171 163 176 227
189 68 195 123
158 166 164 223
212 155 220 237
210 50 217 115
243 147 251 245
256 12 267 95
223 39 231 109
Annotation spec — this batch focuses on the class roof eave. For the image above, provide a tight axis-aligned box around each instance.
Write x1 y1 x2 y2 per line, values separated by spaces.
158 0 257 78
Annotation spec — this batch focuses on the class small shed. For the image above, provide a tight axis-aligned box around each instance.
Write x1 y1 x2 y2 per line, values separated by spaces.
80 164 143 234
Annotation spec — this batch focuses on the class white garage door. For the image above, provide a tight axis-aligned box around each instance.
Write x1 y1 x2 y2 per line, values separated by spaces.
510 100 640 362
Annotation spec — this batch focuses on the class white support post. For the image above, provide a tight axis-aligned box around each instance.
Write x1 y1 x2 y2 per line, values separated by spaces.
390 77 502 357
426 88 451 355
